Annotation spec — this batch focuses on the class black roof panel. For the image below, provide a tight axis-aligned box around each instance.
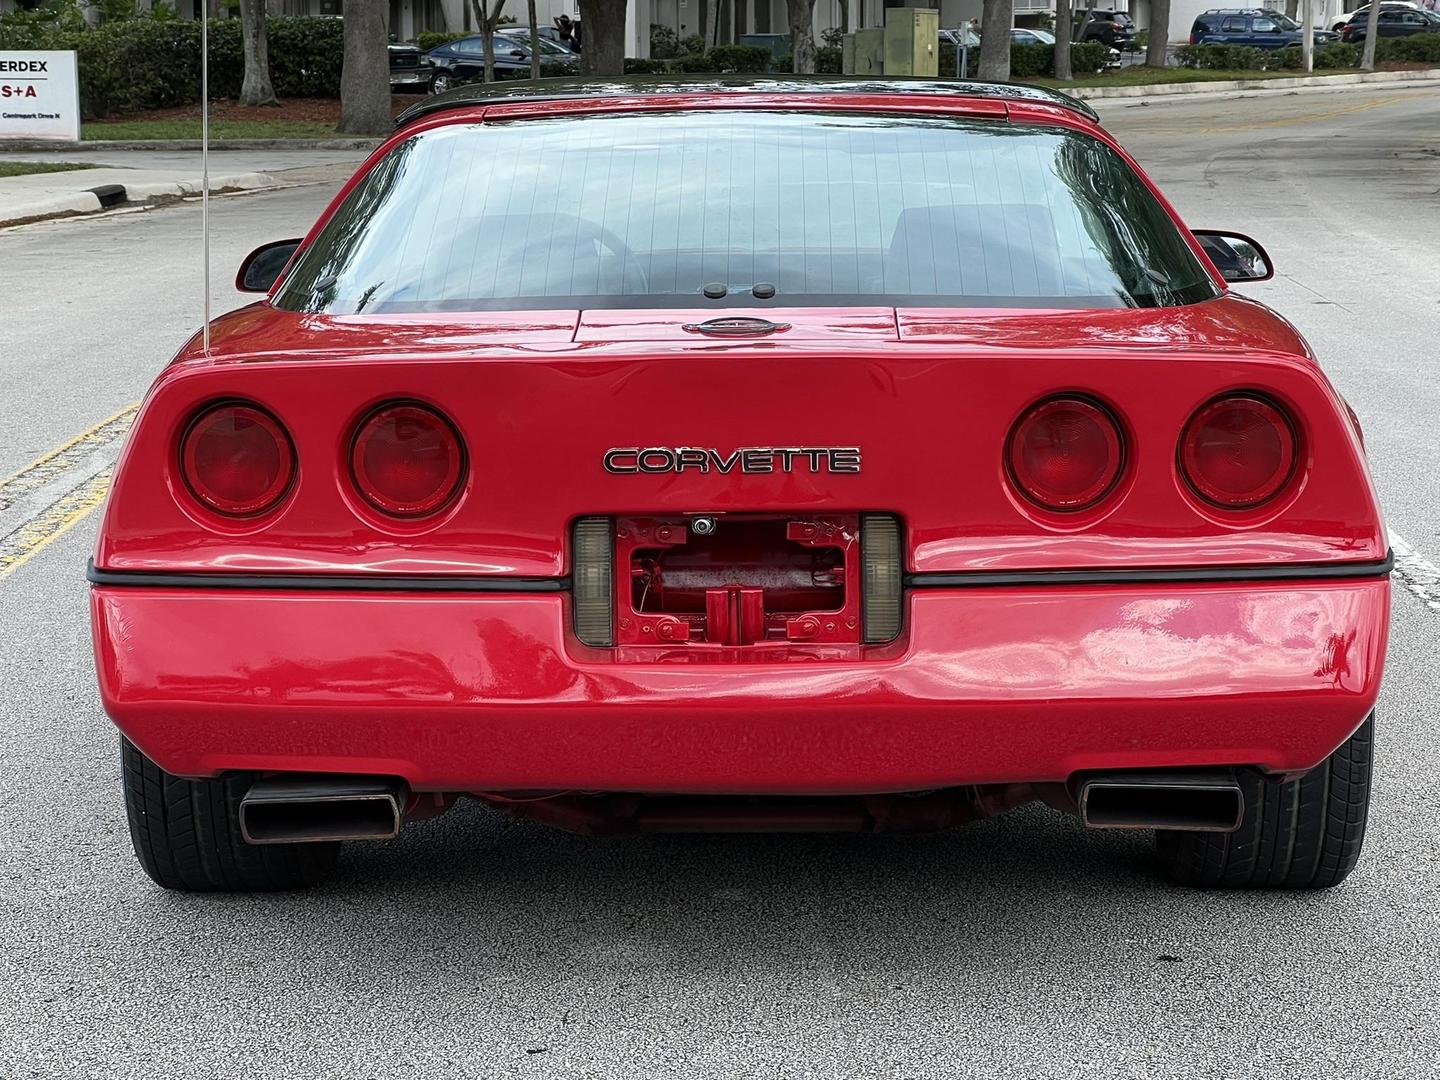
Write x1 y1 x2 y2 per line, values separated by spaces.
392 74 1100 129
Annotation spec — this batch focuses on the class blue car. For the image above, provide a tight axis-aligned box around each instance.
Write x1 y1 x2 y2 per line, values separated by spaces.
1189 8 1341 46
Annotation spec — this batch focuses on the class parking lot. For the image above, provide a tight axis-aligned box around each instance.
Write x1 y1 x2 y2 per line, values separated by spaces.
2 83 1438 1077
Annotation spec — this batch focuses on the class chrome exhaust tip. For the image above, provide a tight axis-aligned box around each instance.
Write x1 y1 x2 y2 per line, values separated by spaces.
1079 772 1243 833
239 776 407 845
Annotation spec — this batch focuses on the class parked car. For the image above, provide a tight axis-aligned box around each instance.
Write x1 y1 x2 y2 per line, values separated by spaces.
1331 0 1423 31
1076 9 1138 48
100 77 1389 895
940 25 982 48
425 33 579 93
498 24 574 51
1190 9 1341 46
1343 5 1440 39
388 42 429 92
1010 25 1124 65
1010 26 1057 45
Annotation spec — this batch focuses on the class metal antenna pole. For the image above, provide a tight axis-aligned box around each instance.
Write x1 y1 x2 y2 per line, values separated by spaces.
201 0 212 355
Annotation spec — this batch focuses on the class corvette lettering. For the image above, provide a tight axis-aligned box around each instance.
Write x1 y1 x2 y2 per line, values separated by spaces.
604 447 862 475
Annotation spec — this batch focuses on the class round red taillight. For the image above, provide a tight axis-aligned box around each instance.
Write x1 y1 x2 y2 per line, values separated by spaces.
181 403 294 517
1007 397 1123 511
1181 395 1296 509
350 403 464 517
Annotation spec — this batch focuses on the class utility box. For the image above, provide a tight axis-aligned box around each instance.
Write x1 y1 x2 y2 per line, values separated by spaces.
884 7 940 77
852 28 886 76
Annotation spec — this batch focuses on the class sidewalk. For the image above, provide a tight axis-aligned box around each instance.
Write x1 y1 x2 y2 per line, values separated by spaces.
0 149 367 228
1071 65 1440 101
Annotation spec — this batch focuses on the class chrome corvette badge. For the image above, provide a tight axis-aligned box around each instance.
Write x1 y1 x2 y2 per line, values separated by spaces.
603 447 862 475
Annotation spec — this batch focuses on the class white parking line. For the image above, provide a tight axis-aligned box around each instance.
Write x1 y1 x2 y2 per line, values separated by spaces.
1390 530 1440 615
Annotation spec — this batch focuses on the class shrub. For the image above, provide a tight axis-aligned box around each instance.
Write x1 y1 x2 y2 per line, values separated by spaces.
0 14 350 118
417 30 467 52
624 56 670 74
1069 41 1110 73
773 52 793 71
679 33 706 55
706 43 772 72
265 15 345 96
649 22 679 58
816 45 843 73
990 41 1112 79
1376 31 1440 62
675 50 718 72
1175 42 1267 69
1314 42 1360 67
820 26 845 47
1264 45 1305 69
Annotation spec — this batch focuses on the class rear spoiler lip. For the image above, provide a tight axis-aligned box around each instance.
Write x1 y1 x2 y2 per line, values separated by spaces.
87 553 1393 592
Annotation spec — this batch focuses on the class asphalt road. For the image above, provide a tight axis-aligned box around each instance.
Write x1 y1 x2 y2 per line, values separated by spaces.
2 84 1438 1078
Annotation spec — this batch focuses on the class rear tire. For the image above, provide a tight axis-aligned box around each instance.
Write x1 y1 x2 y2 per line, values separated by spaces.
121 737 340 892
1157 716 1374 889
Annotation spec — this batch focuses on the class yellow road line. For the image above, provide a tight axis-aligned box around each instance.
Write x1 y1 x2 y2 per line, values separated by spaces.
0 402 139 512
0 467 113 578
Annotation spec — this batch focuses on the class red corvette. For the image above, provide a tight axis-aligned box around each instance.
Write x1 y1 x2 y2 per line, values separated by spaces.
91 77 1389 892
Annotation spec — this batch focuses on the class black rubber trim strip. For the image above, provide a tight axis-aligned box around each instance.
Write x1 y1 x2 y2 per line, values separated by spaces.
907 551 1394 589
88 552 1394 594
87 560 569 593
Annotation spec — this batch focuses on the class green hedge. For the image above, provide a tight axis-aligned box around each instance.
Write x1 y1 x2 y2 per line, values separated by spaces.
706 43 773 72
1315 42 1360 67
0 15 347 117
936 40 1108 78
816 45 843 73
1175 43 1268 69
623 56 669 74
1376 31 1440 62
417 30 466 52
1177 35 1440 69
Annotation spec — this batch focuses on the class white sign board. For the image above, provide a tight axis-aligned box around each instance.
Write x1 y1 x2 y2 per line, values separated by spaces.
0 51 80 142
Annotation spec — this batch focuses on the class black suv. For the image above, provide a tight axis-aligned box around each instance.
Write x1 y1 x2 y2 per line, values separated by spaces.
1077 9 1138 48
1189 8 1341 46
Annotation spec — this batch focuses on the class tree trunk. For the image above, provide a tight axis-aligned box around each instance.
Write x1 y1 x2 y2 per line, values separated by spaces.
1145 0 1170 67
528 0 541 79
1285 0 1299 18
703 0 718 47
577 0 627 75
467 0 510 81
338 0 391 135
1360 0 1380 69
1052 2 1072 80
978 0 1012 81
786 0 816 73
238 0 277 106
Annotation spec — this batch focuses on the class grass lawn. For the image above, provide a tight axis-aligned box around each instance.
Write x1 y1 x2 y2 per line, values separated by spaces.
1035 66 1378 88
82 119 343 141
0 161 100 178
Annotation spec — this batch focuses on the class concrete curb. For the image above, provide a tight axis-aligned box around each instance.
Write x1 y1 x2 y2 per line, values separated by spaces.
1073 66 1440 100
0 171 281 228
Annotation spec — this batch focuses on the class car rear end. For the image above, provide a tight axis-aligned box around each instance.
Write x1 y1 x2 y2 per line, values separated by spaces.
91 82 1390 890
387 43 429 90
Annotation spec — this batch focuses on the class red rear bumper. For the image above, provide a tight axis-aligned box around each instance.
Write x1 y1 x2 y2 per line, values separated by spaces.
90 580 1389 793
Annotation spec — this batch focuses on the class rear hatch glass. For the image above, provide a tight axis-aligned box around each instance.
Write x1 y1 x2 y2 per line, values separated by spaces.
275 110 1217 315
